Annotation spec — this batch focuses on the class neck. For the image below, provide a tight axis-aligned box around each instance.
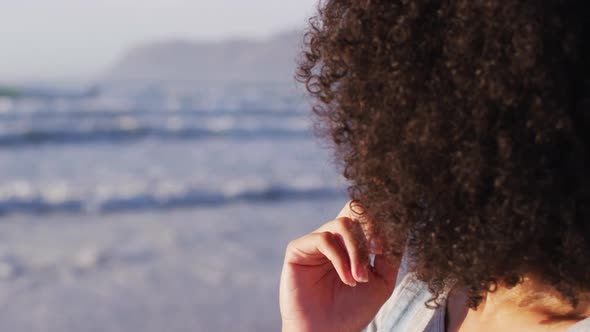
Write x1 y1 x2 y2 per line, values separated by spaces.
446 279 590 332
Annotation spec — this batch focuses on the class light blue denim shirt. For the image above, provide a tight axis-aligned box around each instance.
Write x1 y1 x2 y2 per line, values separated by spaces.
364 254 590 332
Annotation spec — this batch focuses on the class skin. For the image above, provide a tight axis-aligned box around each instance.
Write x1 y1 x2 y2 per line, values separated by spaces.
279 203 399 332
280 202 590 332
446 280 590 332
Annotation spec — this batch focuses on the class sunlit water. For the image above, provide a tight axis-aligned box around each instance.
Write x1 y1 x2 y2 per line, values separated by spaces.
0 82 347 331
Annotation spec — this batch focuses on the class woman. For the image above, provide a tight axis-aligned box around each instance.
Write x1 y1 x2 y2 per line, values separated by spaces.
280 1 590 331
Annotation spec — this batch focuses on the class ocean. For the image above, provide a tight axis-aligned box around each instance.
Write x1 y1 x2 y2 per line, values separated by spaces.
0 81 347 331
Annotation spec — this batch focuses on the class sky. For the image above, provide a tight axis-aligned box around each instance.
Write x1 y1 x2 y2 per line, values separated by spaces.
0 0 319 82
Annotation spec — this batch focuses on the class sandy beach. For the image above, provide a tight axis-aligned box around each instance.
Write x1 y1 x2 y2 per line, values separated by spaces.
0 199 345 331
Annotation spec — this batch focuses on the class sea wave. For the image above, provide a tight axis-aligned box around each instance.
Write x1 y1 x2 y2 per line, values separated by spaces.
0 108 306 121
0 125 312 147
0 181 346 216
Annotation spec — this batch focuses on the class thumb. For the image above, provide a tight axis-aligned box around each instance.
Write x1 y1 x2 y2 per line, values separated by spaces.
372 254 400 285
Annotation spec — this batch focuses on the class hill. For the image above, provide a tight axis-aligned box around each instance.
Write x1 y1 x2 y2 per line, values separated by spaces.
106 31 303 83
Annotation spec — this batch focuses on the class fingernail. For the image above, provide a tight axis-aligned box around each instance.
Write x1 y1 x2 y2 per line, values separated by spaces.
349 281 357 287
369 254 376 268
357 265 369 283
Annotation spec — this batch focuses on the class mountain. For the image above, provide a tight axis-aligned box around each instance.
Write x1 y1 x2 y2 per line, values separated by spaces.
0 86 20 98
105 31 303 83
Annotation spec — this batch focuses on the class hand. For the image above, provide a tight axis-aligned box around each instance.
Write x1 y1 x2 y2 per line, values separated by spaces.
279 202 400 332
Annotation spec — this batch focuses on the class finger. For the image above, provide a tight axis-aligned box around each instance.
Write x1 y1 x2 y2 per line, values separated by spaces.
316 217 370 283
336 200 363 220
336 201 384 255
286 232 358 287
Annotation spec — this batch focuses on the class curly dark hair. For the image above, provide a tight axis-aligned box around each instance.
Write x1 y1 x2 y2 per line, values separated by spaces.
297 0 590 309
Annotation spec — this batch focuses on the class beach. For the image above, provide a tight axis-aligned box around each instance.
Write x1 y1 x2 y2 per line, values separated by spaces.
0 199 344 331
0 82 347 331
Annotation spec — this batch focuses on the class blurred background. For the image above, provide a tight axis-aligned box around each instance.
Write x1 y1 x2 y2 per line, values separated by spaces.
0 1 347 331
